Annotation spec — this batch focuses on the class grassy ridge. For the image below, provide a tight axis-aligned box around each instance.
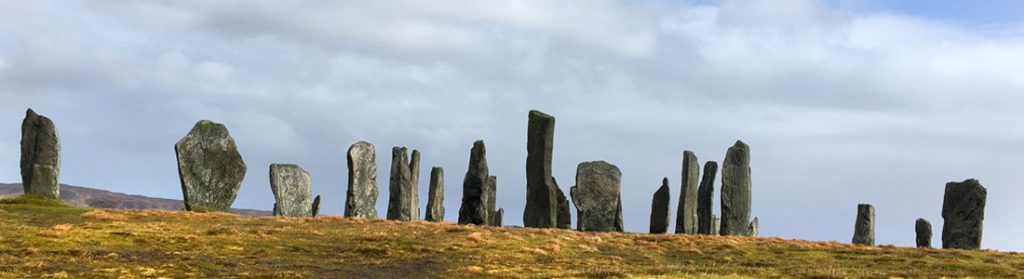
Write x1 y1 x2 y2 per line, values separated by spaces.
1 196 1022 278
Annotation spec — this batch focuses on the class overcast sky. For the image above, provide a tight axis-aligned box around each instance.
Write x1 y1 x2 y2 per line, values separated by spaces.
2 0 1024 251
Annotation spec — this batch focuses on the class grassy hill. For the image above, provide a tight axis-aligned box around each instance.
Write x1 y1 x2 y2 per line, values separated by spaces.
1 196 1022 278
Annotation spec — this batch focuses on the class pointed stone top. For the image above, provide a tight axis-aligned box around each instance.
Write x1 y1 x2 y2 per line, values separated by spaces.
733 140 748 148
529 110 554 119
662 177 669 186
26 108 36 115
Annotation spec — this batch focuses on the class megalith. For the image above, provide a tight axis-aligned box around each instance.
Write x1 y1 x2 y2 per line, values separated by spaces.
650 178 671 234
458 140 490 225
720 140 751 236
748 217 759 237
711 215 720 236
425 167 445 222
852 204 875 246
21 109 61 199
387 147 420 221
269 164 313 217
554 177 572 229
311 195 321 217
524 110 558 228
492 208 504 227
675 151 699 234
942 179 986 249
697 161 718 235
916 218 932 248
345 141 378 219
570 161 623 232
175 120 246 212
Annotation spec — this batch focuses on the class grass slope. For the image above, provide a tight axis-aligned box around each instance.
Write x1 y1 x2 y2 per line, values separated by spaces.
1 196 1022 278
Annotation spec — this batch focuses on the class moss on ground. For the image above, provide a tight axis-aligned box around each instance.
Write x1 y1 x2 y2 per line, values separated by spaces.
1 198 1022 278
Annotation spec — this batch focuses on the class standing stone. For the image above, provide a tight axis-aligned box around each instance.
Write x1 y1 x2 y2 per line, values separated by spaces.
175 120 246 212
387 147 420 221
492 208 504 227
458 140 490 225
570 161 623 232
269 164 313 217
345 141 378 219
711 215 720 236
311 195 321 217
748 217 759 237
554 178 572 229
425 167 445 222
916 218 932 248
697 161 718 235
675 151 699 234
272 203 279 216
852 204 875 246
524 110 558 228
650 178 671 234
720 140 751 236
942 179 986 249
20 109 61 199
486 175 497 223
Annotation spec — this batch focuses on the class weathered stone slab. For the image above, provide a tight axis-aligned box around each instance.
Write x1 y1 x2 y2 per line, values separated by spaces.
720 140 751 236
942 179 986 249
748 217 759 237
269 164 313 217
852 204 875 246
312 195 321 217
711 215 720 236
345 141 378 219
570 161 623 232
555 177 571 229
487 175 497 224
676 151 699 235
175 120 246 212
650 178 671 234
697 161 718 235
525 110 558 228
491 208 504 227
425 167 445 222
916 218 932 248
387 147 420 221
459 140 490 225
20 109 61 199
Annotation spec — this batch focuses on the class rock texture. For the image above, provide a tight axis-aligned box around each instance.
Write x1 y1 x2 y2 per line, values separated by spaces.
345 141 378 219
570 161 623 232
486 175 498 226
676 151 699 235
458 140 490 225
175 120 247 212
748 217 759 237
720 140 751 236
21 109 61 199
387 147 420 221
697 161 718 235
942 179 987 250
311 195 321 217
852 204 875 246
711 215 720 236
650 178 671 234
524 110 559 228
916 218 932 248
555 178 571 229
425 167 445 222
491 208 504 227
269 164 313 217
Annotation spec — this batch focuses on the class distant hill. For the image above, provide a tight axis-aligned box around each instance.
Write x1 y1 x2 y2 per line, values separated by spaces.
0 183 270 216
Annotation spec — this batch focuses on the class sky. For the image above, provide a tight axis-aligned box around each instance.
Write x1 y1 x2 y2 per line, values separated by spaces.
2 0 1024 251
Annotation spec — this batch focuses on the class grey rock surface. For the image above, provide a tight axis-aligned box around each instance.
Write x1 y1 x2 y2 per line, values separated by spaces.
916 218 932 248
387 147 420 221
459 140 490 225
524 110 558 228
487 175 497 223
697 161 718 235
491 208 504 227
311 195 321 217
852 204 875 246
748 217 759 237
720 140 751 236
570 161 623 232
676 151 699 234
555 178 571 229
345 141 378 219
711 215 720 236
425 167 445 222
174 120 247 212
650 178 671 234
21 109 61 199
269 164 313 217
942 179 986 249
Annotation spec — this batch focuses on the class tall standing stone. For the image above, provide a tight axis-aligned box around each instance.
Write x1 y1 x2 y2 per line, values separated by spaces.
492 208 504 227
720 140 751 236
524 110 558 228
852 204 875 246
554 178 571 229
311 195 321 217
459 140 490 225
697 161 718 235
570 161 623 232
650 178 671 234
387 147 420 221
711 215 720 236
675 151 699 234
486 175 499 226
20 109 61 199
425 167 445 222
346 141 378 219
269 164 313 217
942 179 986 250
748 217 759 237
916 218 932 248
175 120 246 212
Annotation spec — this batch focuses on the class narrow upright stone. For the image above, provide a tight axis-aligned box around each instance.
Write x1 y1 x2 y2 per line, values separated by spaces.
852 204 875 246
554 177 571 229
570 161 623 232
458 140 490 225
916 218 932 248
720 140 751 236
387 147 420 221
697 161 718 235
486 175 499 226
311 195 321 217
269 164 313 217
492 208 504 227
711 215 720 236
942 179 986 249
650 178 671 234
524 110 558 228
345 141 378 219
425 167 445 222
675 151 699 234
175 120 246 212
20 109 61 199
748 217 759 237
